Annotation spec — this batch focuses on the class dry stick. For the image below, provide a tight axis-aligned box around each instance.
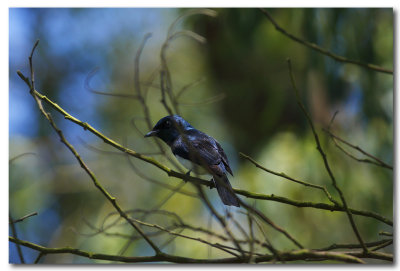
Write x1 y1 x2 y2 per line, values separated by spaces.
176 77 205 100
134 33 153 126
239 199 304 249
324 129 393 170
118 136 189 256
247 210 256 263
240 152 340 205
160 9 217 115
314 238 393 251
38 110 161 254
118 178 188 255
84 67 140 99
179 93 227 107
14 75 395 228
9 214 25 263
34 252 44 264
133 34 185 173
371 239 393 252
379 231 393 237
15 74 393 227
126 216 241 257
160 30 208 114
195 185 245 258
287 58 368 253
245 212 282 262
81 140 197 197
9 212 38 224
346 250 392 262
16 65 392 227
20 40 161 256
177 219 271 251
259 9 393 75
17 73 214 189
9 237 368 263
9 152 37 164
125 156 197 197
207 212 213 258
235 189 392 226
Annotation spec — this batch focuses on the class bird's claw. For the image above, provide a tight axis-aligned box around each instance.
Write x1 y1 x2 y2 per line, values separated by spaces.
183 170 191 183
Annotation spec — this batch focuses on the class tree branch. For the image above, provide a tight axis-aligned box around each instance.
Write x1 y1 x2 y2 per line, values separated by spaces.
10 237 370 263
287 59 368 252
260 9 393 75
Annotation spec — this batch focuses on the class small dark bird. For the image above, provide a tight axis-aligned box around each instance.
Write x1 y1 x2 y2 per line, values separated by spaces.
145 115 240 207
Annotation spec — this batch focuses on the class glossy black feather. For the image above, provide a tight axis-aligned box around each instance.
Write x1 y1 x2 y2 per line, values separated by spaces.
145 115 239 207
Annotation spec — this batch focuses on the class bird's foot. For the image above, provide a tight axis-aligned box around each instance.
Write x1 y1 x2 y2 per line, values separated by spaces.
183 170 191 183
209 177 214 189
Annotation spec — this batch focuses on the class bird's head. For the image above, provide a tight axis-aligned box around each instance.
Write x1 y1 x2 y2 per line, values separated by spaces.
145 115 192 145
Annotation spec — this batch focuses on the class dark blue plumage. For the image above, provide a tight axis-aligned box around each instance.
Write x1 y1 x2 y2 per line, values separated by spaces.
145 115 240 207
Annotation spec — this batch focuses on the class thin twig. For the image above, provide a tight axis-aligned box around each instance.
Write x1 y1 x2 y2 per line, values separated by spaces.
324 128 393 170
84 67 139 99
9 214 25 263
9 212 38 224
10 237 371 263
287 58 368 252
260 9 393 75
20 40 161 255
240 152 339 205
9 152 37 164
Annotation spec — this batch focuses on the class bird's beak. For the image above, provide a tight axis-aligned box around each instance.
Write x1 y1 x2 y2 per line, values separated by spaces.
144 130 158 137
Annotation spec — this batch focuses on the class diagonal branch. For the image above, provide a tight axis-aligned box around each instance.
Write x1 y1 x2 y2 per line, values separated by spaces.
287 58 368 252
10 236 369 263
324 128 393 170
260 9 393 75
19 40 161 255
9 212 38 225
234 189 392 226
16 68 393 228
240 152 339 205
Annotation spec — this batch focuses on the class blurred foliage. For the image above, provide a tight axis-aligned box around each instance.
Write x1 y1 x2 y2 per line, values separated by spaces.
9 8 392 263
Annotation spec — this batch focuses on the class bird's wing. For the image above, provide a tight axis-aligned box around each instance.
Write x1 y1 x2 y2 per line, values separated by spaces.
173 130 232 176
215 140 233 176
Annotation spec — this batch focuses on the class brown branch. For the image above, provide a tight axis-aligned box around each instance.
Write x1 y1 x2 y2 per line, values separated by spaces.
234 189 392 226
324 128 393 170
9 214 25 263
16 69 395 228
17 68 395 228
9 152 37 164
239 199 304 249
10 236 368 263
314 238 393 251
84 67 139 99
9 212 38 224
260 9 393 75
287 59 368 252
240 152 339 205
20 40 161 255
379 231 393 237
195 185 245 257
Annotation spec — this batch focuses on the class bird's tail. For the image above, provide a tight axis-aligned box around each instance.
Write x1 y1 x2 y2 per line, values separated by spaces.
213 175 240 207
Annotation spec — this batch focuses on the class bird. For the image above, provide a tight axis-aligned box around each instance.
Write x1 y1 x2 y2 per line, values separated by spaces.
144 115 240 207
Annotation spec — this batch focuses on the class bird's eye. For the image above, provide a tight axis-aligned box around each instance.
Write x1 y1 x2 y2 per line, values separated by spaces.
165 120 171 128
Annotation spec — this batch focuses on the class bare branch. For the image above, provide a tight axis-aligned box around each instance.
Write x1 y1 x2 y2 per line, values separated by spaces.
9 212 38 225
324 128 393 170
260 9 393 75
287 58 368 252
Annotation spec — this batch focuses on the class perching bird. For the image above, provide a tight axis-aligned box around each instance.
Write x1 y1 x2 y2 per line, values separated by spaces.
145 115 240 207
